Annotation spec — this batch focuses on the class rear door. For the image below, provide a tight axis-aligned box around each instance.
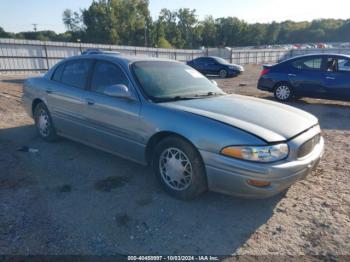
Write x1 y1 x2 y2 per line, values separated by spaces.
84 60 143 162
288 56 327 98
323 56 350 100
46 59 94 138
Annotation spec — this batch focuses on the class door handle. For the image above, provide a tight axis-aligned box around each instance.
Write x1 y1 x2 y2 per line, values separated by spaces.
86 99 95 105
46 89 53 94
326 76 335 80
288 73 296 77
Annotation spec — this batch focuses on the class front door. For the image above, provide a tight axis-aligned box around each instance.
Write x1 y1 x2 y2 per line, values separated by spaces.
84 60 143 162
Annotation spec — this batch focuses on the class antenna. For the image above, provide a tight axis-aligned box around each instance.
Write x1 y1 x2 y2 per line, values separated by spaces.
32 23 38 32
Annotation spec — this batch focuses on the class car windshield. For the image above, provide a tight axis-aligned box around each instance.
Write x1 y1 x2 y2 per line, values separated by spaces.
132 61 225 102
213 57 229 64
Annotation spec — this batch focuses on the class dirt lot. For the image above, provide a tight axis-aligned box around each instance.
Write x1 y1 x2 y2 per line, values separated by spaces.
0 65 349 258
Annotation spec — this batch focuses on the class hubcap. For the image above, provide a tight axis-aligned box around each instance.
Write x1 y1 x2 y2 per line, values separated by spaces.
159 147 193 191
276 85 291 100
37 109 50 137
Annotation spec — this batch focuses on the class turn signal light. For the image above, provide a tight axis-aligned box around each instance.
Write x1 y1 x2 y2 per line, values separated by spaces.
247 179 271 187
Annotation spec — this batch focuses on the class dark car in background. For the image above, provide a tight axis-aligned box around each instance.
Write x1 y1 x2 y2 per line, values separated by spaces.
187 56 244 78
258 54 350 101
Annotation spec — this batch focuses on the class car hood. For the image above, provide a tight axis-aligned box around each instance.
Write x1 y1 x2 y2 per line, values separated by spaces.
161 94 318 142
224 63 244 71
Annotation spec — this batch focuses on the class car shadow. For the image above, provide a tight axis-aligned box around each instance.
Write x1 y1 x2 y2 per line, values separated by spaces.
0 78 27 84
0 124 283 255
207 75 239 80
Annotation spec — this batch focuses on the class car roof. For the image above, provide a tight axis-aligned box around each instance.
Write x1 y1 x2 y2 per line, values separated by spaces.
282 53 350 63
63 53 180 66
45 53 183 80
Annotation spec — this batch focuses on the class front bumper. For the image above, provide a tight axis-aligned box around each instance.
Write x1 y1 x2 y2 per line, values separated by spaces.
227 70 241 77
200 126 324 198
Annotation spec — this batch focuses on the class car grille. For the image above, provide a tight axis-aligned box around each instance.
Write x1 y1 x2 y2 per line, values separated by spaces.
298 134 321 158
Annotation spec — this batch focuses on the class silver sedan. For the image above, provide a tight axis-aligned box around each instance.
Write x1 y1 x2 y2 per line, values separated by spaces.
22 52 324 200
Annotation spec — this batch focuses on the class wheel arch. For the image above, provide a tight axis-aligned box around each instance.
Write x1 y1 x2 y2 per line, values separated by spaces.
218 67 228 75
145 131 204 166
32 98 45 115
273 80 293 91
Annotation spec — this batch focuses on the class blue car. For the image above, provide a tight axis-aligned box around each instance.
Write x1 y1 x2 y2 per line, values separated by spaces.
258 54 350 101
187 56 244 78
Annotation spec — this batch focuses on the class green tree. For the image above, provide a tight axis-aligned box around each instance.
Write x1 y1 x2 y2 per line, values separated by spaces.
176 8 198 48
82 0 118 44
0 26 11 38
63 9 83 32
201 16 217 47
157 36 172 48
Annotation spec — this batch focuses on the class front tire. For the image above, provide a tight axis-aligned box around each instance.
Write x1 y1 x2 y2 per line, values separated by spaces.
34 102 58 142
274 83 293 101
152 137 207 200
219 69 228 78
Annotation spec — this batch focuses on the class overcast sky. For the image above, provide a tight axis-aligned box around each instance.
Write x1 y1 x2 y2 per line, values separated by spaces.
1 0 349 33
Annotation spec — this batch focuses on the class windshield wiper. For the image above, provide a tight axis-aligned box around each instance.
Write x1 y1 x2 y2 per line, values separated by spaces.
162 95 198 102
194 91 224 98
158 92 225 102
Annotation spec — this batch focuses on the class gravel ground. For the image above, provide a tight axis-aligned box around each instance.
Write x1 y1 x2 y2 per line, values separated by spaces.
0 66 349 258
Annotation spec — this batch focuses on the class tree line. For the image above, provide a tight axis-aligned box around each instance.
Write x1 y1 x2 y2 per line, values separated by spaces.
1 0 350 49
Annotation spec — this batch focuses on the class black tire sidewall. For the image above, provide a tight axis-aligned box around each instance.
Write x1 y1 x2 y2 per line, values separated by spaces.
152 137 207 200
274 83 293 101
34 103 58 142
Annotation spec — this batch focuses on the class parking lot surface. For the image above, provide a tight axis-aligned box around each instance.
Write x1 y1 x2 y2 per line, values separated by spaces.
0 65 349 256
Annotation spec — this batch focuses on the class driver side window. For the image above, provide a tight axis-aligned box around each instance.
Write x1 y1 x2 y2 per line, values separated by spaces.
91 61 129 94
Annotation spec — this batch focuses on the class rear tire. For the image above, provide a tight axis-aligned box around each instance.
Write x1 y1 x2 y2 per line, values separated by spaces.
34 102 58 142
274 83 293 101
152 137 207 200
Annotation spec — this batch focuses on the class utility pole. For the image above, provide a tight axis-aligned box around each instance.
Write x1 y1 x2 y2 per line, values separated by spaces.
144 25 147 47
32 24 38 32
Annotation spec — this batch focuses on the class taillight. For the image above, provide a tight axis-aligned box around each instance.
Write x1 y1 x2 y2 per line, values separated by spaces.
260 68 270 76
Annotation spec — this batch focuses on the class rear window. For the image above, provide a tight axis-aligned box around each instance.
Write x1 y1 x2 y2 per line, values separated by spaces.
292 57 322 71
61 60 93 89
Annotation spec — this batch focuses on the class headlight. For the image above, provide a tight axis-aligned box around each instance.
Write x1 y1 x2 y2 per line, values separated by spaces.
221 144 289 163
228 66 238 70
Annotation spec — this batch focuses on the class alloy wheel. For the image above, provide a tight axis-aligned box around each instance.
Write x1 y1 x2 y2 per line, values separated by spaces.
275 85 291 100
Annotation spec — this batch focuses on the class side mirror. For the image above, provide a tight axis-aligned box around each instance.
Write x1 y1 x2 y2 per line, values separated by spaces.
103 84 133 100
211 80 218 86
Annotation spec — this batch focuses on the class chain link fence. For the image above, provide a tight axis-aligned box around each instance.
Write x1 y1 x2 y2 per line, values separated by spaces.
2 38 350 74
0 38 203 74
207 47 350 64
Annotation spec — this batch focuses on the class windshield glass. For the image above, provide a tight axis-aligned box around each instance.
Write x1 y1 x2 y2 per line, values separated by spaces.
132 61 225 102
213 57 229 64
